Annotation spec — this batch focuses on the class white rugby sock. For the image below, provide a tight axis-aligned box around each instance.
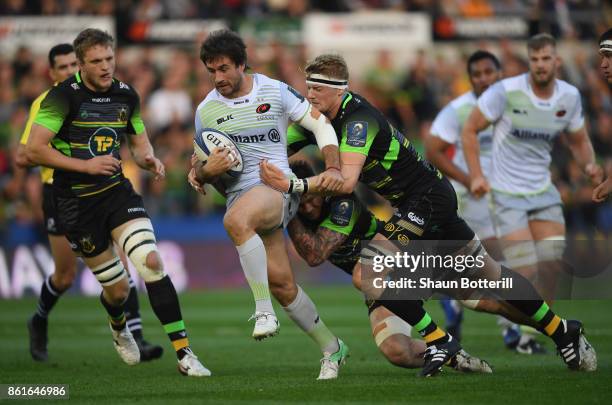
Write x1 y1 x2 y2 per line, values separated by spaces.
237 234 274 314
283 285 339 354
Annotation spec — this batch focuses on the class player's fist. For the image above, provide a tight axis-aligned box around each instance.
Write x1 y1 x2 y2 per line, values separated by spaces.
85 155 121 176
188 167 206 195
470 175 490 198
144 154 165 180
259 159 290 193
585 163 604 186
202 147 237 178
318 167 344 193
592 178 611 203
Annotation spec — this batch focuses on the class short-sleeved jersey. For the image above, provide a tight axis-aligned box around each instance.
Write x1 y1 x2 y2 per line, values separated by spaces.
33 72 145 197
288 92 443 206
299 194 378 273
20 88 53 184
430 91 493 194
195 73 309 194
477 73 584 195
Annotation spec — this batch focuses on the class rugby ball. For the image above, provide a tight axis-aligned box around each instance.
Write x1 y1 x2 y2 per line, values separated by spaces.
193 127 243 177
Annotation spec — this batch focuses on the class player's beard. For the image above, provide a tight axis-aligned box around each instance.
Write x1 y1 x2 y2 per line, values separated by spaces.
531 69 554 87
217 76 242 98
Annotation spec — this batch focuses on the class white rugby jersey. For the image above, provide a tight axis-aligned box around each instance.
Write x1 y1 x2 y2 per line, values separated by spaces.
430 91 493 194
195 73 309 193
478 73 584 195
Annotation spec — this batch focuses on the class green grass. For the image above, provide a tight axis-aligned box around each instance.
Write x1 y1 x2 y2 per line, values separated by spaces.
0 287 610 404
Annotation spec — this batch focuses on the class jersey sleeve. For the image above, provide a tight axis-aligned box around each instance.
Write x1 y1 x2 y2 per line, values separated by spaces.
33 86 69 134
566 91 585 133
339 112 379 156
477 82 507 123
127 89 145 135
319 197 360 236
280 82 309 122
20 90 49 145
430 104 460 144
287 123 316 153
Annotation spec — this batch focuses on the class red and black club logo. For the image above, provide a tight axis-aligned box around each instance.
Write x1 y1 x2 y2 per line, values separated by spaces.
256 103 271 114
556 110 566 117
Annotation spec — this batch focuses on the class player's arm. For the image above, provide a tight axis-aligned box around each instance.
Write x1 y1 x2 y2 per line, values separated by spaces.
16 95 43 168
461 106 490 185
126 129 165 180
565 127 604 185
26 87 120 175
287 214 348 266
425 136 469 187
27 124 119 175
295 104 344 191
260 151 364 196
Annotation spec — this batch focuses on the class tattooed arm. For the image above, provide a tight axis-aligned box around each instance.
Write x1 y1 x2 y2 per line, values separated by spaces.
287 216 348 267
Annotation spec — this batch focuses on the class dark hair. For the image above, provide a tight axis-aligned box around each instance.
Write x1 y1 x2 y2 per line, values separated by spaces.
467 50 501 75
290 160 316 179
48 43 74 68
200 29 247 67
527 33 556 52
73 28 113 62
600 28 612 47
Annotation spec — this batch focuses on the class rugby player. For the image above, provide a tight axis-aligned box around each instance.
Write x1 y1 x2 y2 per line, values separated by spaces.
189 30 348 379
286 160 493 373
462 33 603 304
426 50 544 353
17 43 162 363
593 28 612 203
25 29 209 376
260 53 597 376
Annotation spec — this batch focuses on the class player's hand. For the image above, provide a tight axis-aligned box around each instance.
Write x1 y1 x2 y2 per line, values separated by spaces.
585 163 604 186
188 166 206 195
85 155 121 176
144 154 165 180
470 175 490 198
318 167 344 193
201 147 237 178
259 159 290 192
592 177 611 203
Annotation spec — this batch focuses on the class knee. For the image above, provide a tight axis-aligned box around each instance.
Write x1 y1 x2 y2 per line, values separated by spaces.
223 212 252 242
379 338 421 368
145 251 163 272
52 266 77 291
105 281 130 305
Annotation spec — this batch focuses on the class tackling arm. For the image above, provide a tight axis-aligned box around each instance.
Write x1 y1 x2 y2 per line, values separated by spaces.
287 215 348 266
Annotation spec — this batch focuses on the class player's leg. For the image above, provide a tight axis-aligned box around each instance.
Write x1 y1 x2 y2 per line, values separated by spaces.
112 218 210 376
81 246 140 366
466 243 596 371
27 233 77 362
265 228 348 379
490 195 545 353
224 185 285 338
529 212 566 303
119 246 164 362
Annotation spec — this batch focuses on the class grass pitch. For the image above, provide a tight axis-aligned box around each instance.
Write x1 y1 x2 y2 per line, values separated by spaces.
0 287 610 404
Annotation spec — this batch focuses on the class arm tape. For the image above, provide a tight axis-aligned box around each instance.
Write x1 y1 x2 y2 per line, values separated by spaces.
298 104 338 149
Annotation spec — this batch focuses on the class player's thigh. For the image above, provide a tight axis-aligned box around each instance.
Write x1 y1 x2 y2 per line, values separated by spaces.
48 234 77 279
227 185 284 231
529 218 565 241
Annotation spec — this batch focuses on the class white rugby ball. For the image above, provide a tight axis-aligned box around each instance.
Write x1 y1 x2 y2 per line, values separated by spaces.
193 127 243 177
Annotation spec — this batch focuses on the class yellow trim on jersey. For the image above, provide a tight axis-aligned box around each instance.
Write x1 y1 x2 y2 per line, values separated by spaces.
20 88 54 184
77 181 121 197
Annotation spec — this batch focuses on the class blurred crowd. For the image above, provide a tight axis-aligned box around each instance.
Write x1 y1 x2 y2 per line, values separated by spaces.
1 0 609 40
0 3 610 240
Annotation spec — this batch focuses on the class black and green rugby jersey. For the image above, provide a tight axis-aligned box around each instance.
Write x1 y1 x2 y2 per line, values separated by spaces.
288 92 442 205
299 194 379 274
34 72 145 197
